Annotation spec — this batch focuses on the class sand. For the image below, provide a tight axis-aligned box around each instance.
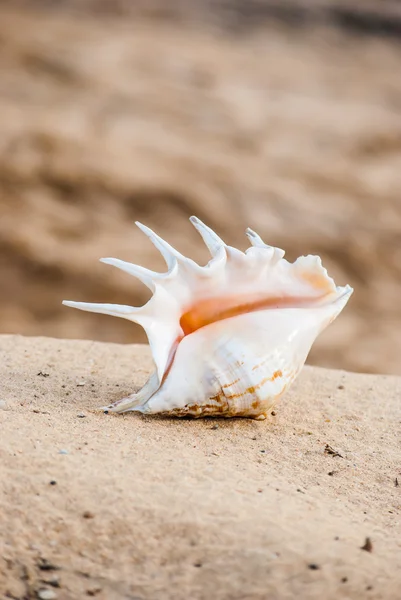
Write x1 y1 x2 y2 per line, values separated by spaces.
0 334 400 599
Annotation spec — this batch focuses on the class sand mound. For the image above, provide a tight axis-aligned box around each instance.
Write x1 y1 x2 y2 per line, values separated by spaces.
0 335 400 599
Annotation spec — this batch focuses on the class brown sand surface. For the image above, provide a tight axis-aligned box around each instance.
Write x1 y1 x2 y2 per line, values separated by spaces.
0 334 400 599
1 8 401 375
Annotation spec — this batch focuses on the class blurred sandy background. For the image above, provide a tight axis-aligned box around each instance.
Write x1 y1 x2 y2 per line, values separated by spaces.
1 0 401 375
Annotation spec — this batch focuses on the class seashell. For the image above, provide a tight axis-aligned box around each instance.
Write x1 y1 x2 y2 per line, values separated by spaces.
63 217 353 419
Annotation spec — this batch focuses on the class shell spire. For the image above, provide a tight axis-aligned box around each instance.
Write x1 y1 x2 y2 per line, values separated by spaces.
63 217 353 418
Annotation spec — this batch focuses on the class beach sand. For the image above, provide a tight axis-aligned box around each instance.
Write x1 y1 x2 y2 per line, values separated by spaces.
1 334 400 599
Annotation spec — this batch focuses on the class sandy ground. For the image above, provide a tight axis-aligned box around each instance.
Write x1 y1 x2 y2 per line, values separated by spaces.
0 8 401 375
0 334 400 599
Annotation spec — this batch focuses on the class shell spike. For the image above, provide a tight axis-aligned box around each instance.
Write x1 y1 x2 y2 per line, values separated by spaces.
189 216 226 258
135 221 183 270
62 300 142 323
246 227 285 264
245 227 267 248
101 371 160 414
100 257 158 291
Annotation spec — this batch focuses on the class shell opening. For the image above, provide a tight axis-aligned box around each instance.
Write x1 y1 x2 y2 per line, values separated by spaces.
179 293 339 336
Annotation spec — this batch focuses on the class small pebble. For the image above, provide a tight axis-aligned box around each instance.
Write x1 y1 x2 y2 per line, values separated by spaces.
83 511 94 519
37 589 57 600
211 424 219 430
58 449 68 455
37 558 59 571
77 413 86 418
0 400 7 410
361 537 373 553
43 576 60 588
76 381 86 387
49 480 57 486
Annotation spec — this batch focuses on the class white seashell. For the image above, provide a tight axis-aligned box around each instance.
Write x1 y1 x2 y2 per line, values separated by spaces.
63 217 353 419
